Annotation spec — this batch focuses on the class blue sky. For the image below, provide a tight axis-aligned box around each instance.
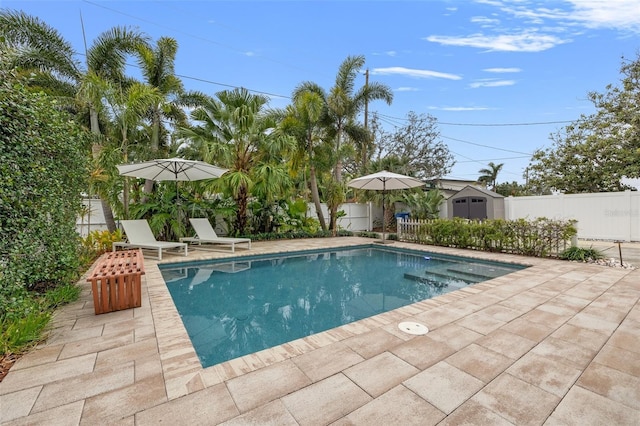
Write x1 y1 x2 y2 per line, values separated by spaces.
3 0 640 184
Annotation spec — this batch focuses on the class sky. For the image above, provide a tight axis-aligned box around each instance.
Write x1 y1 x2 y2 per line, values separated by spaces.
2 0 640 184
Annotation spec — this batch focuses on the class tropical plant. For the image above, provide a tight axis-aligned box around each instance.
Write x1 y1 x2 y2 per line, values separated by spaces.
98 79 162 218
478 162 504 191
559 246 604 262
281 83 330 230
136 36 187 195
403 189 445 219
323 55 393 232
178 88 295 235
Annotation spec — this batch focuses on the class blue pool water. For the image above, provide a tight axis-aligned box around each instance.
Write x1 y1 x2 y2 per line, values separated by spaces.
160 245 526 368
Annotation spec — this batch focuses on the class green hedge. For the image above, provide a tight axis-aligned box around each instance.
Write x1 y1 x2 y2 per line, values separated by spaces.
411 217 577 257
0 73 89 321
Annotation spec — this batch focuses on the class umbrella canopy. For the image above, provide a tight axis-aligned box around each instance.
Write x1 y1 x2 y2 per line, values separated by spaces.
117 157 228 182
347 170 424 191
347 170 424 243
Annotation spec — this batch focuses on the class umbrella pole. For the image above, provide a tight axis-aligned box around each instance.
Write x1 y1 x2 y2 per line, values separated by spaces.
176 181 181 225
382 188 386 242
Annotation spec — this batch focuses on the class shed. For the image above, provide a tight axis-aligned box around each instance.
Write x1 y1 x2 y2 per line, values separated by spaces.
448 185 505 220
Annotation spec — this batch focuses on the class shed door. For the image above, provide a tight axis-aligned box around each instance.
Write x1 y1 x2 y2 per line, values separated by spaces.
452 197 468 218
452 196 487 219
468 197 487 219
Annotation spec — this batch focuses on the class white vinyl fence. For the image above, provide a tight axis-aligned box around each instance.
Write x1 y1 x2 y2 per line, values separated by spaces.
79 192 639 241
307 202 379 231
504 191 640 242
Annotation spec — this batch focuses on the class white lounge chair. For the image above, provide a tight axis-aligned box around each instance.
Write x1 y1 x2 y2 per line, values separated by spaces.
113 219 188 260
181 218 251 253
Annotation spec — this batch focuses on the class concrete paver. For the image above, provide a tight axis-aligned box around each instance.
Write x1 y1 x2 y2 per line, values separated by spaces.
281 373 372 425
471 373 560 425
1 237 639 424
226 360 311 412
343 351 419 398
404 362 485 414
337 385 446 425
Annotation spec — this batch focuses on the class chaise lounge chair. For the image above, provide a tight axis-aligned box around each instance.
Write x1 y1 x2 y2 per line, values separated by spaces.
113 219 188 260
180 218 251 253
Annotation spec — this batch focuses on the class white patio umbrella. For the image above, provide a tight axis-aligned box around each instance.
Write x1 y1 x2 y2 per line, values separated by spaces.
117 157 228 219
117 157 228 182
347 170 424 243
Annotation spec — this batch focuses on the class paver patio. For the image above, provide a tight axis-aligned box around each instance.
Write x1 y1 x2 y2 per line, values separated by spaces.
1 237 639 425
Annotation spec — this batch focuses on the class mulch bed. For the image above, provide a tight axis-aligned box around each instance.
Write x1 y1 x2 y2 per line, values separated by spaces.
0 354 18 382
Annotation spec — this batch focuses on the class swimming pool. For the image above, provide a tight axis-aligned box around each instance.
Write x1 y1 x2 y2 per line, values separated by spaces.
160 245 527 368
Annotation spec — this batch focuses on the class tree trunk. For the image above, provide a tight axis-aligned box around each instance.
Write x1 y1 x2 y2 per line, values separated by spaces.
236 185 248 235
90 106 117 232
329 128 343 233
309 164 327 231
101 198 116 233
142 111 161 202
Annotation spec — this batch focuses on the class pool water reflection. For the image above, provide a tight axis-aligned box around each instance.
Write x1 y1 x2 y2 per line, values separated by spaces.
161 246 526 367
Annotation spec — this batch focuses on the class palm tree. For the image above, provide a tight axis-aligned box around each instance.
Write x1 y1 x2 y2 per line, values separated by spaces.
323 55 393 232
281 82 329 231
179 88 295 235
99 79 162 218
136 36 187 196
478 162 504 191
0 10 149 231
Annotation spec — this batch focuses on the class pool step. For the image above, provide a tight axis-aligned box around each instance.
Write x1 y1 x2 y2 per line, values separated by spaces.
403 273 468 290
444 263 517 280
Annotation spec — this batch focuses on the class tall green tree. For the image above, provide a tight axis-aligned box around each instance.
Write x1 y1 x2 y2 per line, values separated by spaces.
281 83 329 230
324 55 393 232
136 36 187 195
179 88 294 234
478 162 504 191
371 112 454 179
528 54 640 193
98 79 162 218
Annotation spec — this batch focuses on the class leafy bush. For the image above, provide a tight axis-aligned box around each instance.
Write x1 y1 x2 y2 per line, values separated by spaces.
0 72 89 322
82 229 124 256
0 283 79 355
559 246 604 262
412 217 577 258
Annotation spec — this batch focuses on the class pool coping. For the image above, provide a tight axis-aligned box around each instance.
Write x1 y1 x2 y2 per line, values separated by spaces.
154 240 535 394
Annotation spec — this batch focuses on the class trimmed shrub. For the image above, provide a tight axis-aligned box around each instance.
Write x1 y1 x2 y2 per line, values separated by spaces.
413 217 577 258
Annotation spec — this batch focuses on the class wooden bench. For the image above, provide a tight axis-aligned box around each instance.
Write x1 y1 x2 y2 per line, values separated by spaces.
87 249 145 315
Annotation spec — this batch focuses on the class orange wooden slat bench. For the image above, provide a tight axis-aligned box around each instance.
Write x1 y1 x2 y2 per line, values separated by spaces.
87 249 145 315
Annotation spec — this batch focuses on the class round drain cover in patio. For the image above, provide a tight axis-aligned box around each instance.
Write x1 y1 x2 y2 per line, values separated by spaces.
398 321 429 335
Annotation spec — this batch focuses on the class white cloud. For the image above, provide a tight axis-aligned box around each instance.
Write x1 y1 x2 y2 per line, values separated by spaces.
244 51 255 57
469 79 515 88
385 51 397 57
483 67 522 73
471 16 500 26
477 0 640 33
372 66 462 80
566 0 640 32
396 87 420 92
425 31 568 52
